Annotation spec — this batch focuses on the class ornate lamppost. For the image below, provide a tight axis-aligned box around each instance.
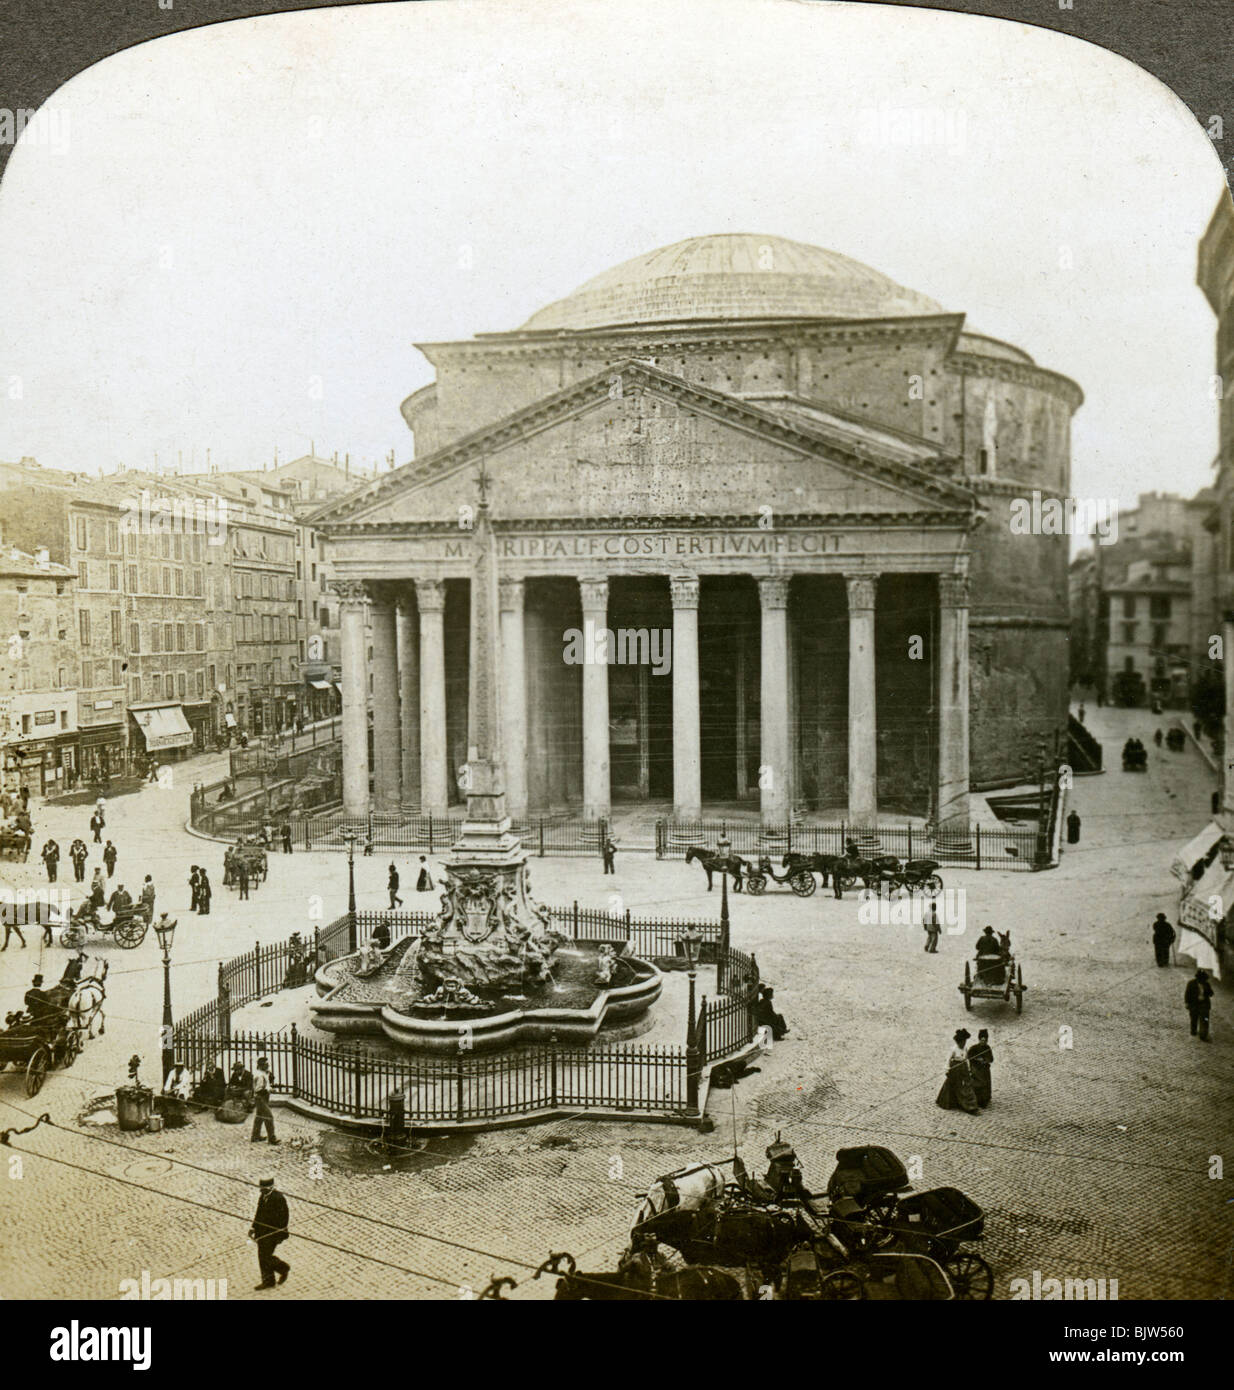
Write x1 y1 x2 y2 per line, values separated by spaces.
154 913 177 1085
718 822 731 954
682 929 702 1114
340 826 360 951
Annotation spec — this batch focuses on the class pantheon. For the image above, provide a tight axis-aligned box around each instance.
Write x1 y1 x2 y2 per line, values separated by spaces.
313 235 1080 829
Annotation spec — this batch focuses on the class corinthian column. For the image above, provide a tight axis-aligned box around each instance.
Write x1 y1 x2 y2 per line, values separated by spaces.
758 575 791 824
937 573 971 832
579 577 610 821
416 579 449 817
500 578 528 819
369 588 401 810
671 574 702 821
397 594 420 809
846 574 878 826
333 581 370 816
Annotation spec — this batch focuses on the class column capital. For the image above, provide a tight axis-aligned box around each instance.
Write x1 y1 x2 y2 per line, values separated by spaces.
364 580 397 609
498 577 526 613
330 580 369 610
938 574 970 609
578 576 609 612
845 574 877 611
758 575 790 610
670 574 700 610
415 578 446 613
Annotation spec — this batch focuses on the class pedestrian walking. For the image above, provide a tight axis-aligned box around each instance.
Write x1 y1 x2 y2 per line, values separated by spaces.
935 1029 980 1114
89 810 103 844
602 836 617 874
1151 913 1175 967
41 838 60 883
103 840 117 876
197 868 212 915
250 1056 278 1144
967 1029 994 1108
89 866 105 908
147 761 159 784
140 875 156 917
237 858 250 901
69 838 88 882
189 866 201 913
1154 728 1163 747
1184 969 1213 1040
415 856 434 892
388 864 403 910
1066 809 1081 844
363 832 373 857
281 820 292 854
923 901 941 953
248 1176 290 1290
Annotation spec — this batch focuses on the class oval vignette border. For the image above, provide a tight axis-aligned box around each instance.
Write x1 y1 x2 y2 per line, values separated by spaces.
0 0 1230 194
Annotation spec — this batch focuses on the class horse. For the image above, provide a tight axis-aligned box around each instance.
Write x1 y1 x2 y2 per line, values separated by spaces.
684 845 747 892
66 958 108 1038
831 853 900 895
782 851 841 888
535 1251 744 1301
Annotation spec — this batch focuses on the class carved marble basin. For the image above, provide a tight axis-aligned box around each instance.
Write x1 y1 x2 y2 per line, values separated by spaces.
312 938 662 1054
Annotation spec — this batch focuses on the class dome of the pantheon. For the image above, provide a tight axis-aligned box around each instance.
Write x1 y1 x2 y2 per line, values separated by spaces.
519 233 947 332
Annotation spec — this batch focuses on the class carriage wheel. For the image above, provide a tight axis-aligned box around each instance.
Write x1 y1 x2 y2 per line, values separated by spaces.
961 961 973 1010
1015 965 1025 1014
61 1031 82 1068
745 874 767 896
25 1045 49 1097
818 1269 866 1301
836 874 856 893
925 874 944 897
943 1252 993 1301
860 1197 901 1251
789 871 816 898
62 922 86 950
116 919 145 949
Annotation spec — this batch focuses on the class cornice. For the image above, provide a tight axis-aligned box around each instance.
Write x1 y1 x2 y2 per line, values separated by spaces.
322 509 976 536
417 313 966 361
946 352 1083 411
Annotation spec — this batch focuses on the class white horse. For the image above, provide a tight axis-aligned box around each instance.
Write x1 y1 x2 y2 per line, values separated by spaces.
66 957 109 1038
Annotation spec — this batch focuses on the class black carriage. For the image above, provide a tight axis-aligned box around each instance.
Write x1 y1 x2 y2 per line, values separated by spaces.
773 1243 956 1301
0 1010 81 1096
890 858 944 897
744 855 817 897
62 899 151 951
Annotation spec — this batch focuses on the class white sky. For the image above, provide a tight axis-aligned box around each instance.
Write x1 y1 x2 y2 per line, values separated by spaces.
0 0 1226 513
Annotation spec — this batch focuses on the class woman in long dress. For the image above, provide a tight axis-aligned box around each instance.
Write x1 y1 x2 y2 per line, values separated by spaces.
935 1028 980 1114
967 1029 994 1109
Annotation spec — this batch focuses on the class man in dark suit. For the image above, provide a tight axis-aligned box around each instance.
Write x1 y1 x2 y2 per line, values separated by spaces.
249 1176 290 1290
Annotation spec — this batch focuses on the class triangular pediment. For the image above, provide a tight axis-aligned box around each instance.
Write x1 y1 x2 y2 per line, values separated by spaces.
312 361 976 528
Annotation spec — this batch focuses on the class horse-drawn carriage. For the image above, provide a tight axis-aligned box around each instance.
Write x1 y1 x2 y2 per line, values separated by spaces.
744 855 816 897
0 959 104 1097
62 898 151 950
585 1138 994 1302
1122 739 1148 771
782 850 944 898
960 929 1027 1013
0 1011 81 1095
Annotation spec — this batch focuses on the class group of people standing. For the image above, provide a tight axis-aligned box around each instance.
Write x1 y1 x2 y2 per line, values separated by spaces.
188 866 214 914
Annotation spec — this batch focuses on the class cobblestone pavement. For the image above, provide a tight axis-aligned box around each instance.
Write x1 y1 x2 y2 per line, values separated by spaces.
2 705 1232 1300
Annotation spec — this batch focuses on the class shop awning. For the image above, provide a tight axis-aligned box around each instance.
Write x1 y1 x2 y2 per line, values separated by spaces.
132 705 193 751
1172 821 1225 887
308 680 331 690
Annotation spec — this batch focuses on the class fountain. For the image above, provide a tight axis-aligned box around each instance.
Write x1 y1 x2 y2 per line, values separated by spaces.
312 468 661 1053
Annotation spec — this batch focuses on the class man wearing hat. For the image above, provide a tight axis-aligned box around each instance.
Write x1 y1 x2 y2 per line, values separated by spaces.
24 974 53 1022
1151 913 1175 968
250 1056 278 1144
1184 968 1214 1041
249 1176 290 1290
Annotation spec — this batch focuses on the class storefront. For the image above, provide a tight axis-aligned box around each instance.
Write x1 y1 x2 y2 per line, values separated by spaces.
183 701 214 751
1171 822 1230 979
78 721 126 782
128 702 195 763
